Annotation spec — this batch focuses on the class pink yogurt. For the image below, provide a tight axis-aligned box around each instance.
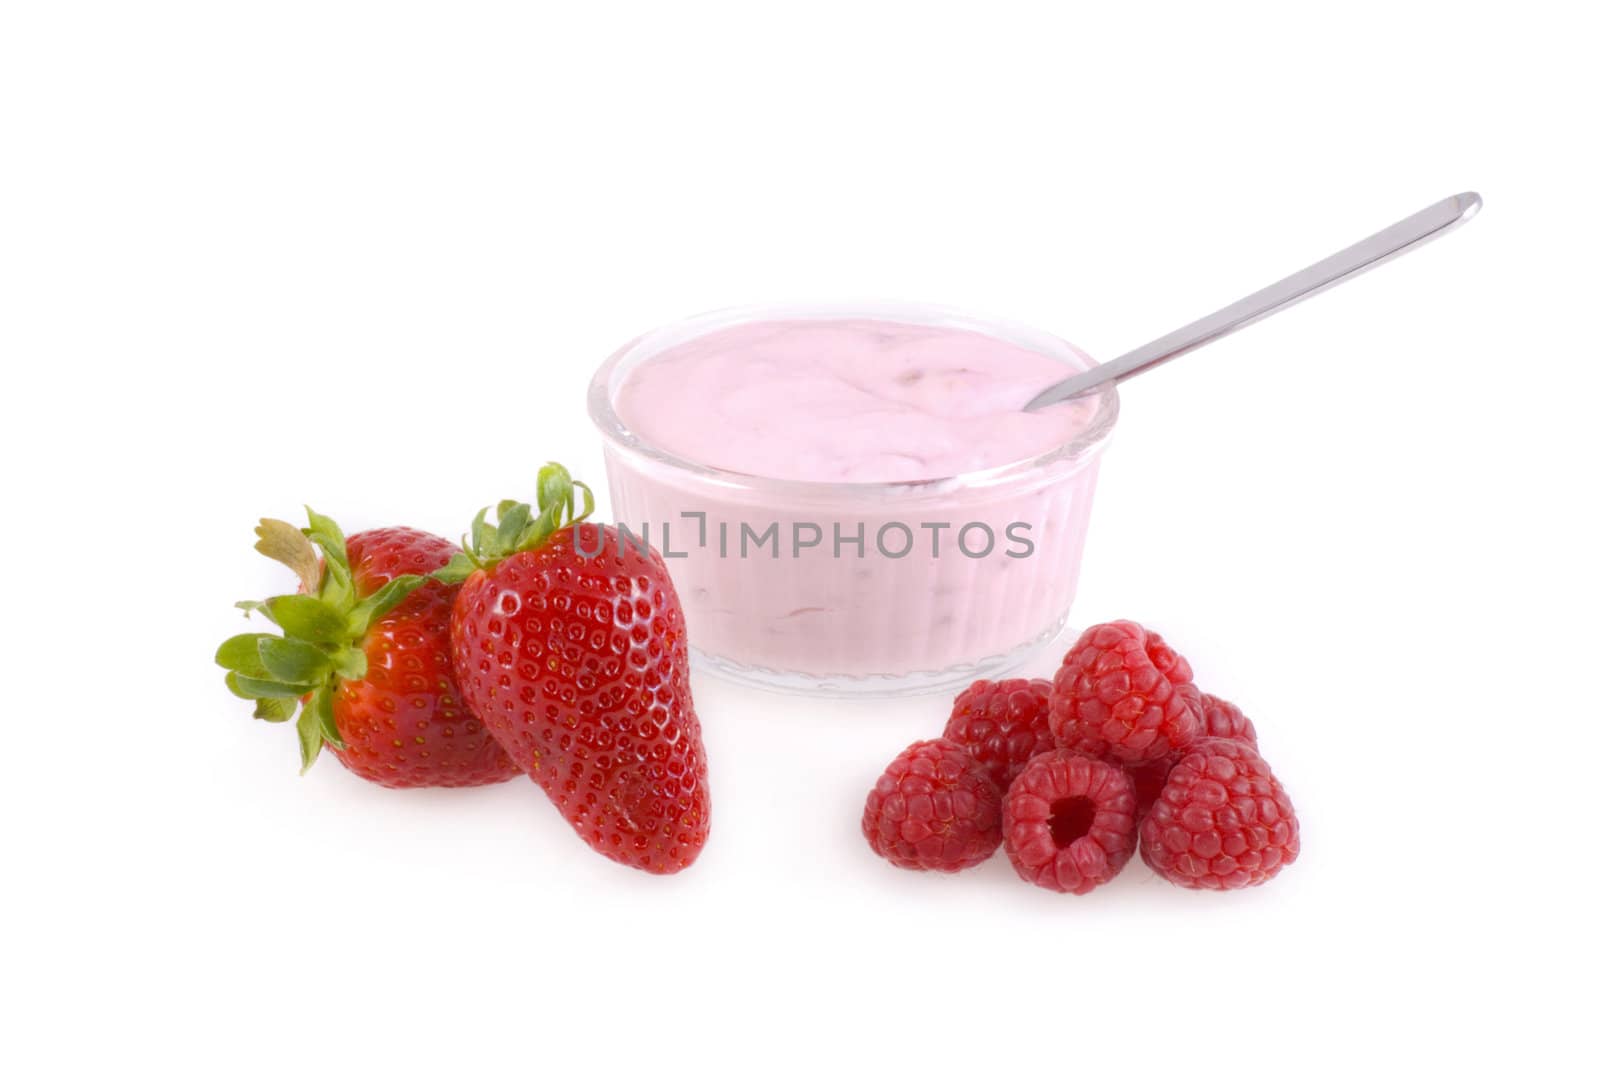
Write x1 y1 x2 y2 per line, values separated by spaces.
617 319 1098 483
589 303 1117 695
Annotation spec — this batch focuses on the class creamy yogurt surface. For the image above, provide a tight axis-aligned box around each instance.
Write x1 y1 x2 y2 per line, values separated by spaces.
614 318 1098 482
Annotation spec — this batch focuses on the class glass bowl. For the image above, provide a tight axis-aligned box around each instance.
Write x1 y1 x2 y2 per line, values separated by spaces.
587 301 1118 696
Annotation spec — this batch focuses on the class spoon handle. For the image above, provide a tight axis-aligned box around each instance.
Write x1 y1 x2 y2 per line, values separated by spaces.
1023 191 1482 411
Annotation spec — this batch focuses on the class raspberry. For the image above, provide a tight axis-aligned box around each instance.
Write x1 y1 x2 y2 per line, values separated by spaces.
1140 738 1299 890
1049 620 1201 764
1002 750 1136 894
1129 692 1260 817
862 739 1003 872
1198 692 1258 748
942 678 1055 790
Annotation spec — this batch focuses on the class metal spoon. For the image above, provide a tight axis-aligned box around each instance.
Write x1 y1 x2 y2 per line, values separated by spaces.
1023 191 1482 411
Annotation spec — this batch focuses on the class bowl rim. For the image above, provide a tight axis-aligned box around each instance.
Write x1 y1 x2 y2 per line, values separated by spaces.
586 300 1120 499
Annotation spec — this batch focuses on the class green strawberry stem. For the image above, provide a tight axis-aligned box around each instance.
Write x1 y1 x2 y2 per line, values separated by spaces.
216 508 427 773
434 462 594 583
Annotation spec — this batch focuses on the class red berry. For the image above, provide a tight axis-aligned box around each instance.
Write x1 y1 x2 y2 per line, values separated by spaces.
345 527 459 590
942 678 1054 790
1002 750 1136 894
451 520 710 876
219 516 518 789
1198 692 1258 747
1129 692 1260 817
862 739 1002 873
1140 738 1299 890
330 528 520 788
1049 620 1201 764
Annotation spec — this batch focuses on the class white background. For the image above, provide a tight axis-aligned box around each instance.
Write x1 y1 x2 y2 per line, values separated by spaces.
4 2 1596 1067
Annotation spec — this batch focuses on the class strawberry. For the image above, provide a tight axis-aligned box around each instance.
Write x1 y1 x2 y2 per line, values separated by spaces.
216 510 518 788
437 463 711 875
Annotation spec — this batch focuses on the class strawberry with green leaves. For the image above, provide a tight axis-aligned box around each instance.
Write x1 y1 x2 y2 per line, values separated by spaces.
438 463 711 874
217 510 518 788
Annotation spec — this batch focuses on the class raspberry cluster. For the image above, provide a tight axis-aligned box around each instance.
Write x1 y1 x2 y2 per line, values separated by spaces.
860 619 1299 895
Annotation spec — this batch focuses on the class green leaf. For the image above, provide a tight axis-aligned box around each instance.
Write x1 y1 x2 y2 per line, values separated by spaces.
320 555 355 613
432 553 477 586
496 501 533 553
329 646 368 681
258 635 331 684
266 594 347 644
349 574 428 635
517 498 566 554
537 462 572 515
457 464 591 568
226 672 309 700
234 599 276 623
469 506 498 560
253 518 322 595
296 704 324 772
312 687 343 749
215 632 274 676
253 697 297 723
302 507 349 571
572 480 595 524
